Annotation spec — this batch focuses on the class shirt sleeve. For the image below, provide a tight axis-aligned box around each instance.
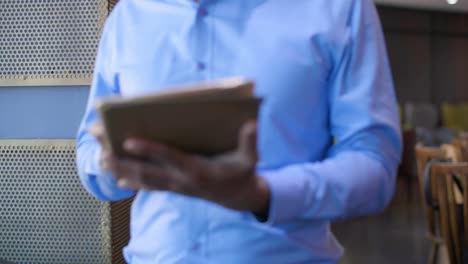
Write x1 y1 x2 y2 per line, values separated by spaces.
76 10 135 202
260 0 402 224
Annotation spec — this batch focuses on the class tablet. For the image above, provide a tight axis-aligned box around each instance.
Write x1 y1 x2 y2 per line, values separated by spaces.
96 77 260 157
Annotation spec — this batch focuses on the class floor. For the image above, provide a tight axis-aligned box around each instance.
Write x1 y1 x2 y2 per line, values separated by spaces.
333 179 435 264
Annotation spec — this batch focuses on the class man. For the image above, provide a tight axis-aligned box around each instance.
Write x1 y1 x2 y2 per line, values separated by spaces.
77 0 402 263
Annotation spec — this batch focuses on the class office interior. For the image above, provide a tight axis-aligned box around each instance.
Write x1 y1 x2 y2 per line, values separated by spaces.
1 0 468 263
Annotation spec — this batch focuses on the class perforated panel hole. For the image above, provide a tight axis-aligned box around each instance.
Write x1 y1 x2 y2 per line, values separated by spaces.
0 142 111 264
0 0 108 82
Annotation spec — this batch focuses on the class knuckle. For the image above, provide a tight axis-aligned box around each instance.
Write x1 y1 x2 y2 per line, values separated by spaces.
135 164 148 179
140 166 160 188
186 166 202 183
168 182 181 193
140 170 152 186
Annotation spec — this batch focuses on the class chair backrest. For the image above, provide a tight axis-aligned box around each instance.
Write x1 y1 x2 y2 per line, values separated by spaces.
460 132 468 140
432 162 468 264
452 137 468 163
415 145 446 237
441 144 463 163
0 140 131 264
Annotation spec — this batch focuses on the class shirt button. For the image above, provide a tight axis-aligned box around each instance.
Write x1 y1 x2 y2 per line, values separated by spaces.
196 62 206 71
191 242 201 251
198 8 208 17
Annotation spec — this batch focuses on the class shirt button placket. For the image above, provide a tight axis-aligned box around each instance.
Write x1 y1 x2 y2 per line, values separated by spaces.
193 5 210 79
198 7 208 18
196 61 206 71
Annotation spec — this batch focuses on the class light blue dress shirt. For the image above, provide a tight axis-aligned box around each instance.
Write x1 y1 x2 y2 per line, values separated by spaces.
77 0 402 263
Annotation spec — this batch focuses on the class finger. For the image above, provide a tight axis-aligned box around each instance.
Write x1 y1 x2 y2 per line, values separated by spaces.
100 151 117 171
101 152 177 191
123 138 189 167
111 159 173 191
238 120 258 163
89 123 106 144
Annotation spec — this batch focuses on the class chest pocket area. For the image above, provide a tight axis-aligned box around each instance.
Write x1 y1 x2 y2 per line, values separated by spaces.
118 40 197 96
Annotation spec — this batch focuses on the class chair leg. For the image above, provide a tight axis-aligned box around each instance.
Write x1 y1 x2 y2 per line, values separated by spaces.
407 174 412 202
429 243 438 264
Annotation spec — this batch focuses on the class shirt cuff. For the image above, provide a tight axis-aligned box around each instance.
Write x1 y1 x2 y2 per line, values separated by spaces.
82 143 104 176
82 144 134 201
259 167 316 225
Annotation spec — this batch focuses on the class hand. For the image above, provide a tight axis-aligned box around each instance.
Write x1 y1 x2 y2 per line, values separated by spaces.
89 122 107 146
100 121 270 215
88 122 113 169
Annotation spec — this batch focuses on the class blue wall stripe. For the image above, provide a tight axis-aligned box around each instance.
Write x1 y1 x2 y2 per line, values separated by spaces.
0 86 90 139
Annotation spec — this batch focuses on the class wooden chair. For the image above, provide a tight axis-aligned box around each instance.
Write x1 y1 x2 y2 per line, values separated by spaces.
431 162 468 264
399 129 417 200
441 144 463 163
452 137 468 162
415 145 447 264
459 132 468 140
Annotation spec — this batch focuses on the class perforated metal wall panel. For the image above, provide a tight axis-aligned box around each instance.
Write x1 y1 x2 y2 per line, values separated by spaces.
0 0 108 86
0 140 112 264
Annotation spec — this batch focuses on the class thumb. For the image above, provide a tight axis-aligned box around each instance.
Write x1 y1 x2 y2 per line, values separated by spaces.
238 120 258 163
88 122 106 145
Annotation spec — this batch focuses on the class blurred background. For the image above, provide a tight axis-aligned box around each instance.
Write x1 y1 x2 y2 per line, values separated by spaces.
335 1 468 264
1 0 468 263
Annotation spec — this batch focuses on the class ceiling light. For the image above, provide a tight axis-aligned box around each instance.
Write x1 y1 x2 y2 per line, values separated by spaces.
447 0 458 5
